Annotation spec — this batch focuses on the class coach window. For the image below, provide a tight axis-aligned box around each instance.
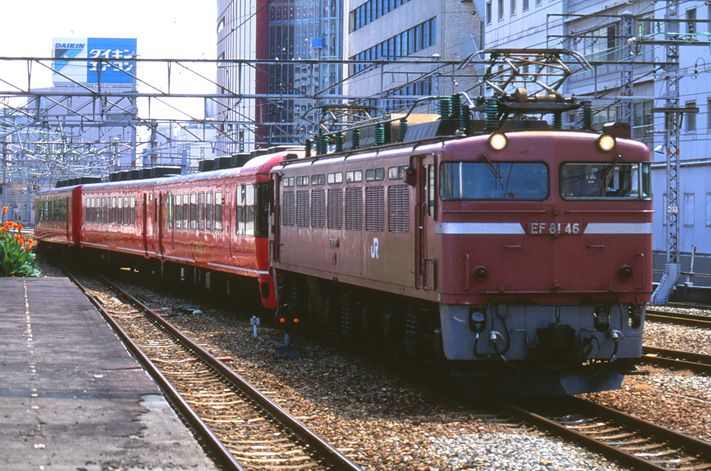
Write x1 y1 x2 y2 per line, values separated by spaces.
168 194 174 229
215 192 223 230
236 184 245 234
118 197 124 225
311 174 326 185
186 193 191 228
206 192 213 230
190 193 197 230
237 184 256 236
130 197 136 225
198 192 205 230
123 197 130 225
111 197 116 224
85 198 90 222
175 195 182 229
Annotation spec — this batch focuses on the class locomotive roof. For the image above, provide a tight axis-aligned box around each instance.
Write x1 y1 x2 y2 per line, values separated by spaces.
275 129 648 173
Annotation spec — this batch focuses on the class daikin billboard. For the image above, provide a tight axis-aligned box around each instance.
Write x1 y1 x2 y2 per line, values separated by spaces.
53 38 137 85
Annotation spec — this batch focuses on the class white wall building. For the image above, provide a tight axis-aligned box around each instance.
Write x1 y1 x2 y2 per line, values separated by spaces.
344 0 483 113
484 0 711 284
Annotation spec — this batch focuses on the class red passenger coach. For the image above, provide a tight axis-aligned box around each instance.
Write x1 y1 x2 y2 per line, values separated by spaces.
35 185 82 247
37 149 303 309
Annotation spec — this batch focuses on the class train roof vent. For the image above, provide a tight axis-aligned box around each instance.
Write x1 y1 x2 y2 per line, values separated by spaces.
79 177 102 185
129 169 142 180
231 153 252 168
250 148 270 157
284 153 299 161
215 156 233 169
198 159 215 172
152 166 182 178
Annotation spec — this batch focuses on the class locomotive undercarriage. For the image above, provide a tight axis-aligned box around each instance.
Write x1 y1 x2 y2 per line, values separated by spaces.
277 272 643 394
276 273 443 360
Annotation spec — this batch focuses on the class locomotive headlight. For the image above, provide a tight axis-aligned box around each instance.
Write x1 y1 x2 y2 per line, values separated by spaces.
468 307 487 333
488 132 508 151
597 134 616 152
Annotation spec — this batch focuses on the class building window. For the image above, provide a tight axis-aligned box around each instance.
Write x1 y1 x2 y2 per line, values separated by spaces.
498 0 504 20
683 193 695 227
511 0 516 15
686 100 696 131
687 8 697 34
486 0 492 23
523 0 529 11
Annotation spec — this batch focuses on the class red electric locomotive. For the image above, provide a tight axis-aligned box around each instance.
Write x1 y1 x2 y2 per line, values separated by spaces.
269 51 652 394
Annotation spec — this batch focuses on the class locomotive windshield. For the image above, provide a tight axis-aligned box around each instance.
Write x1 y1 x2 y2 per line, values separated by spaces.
440 162 548 200
560 162 651 200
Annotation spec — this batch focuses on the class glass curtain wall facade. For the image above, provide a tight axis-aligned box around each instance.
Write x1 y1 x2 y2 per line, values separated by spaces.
267 0 343 145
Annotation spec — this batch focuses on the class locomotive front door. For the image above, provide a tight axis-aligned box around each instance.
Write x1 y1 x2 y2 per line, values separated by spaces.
415 153 436 290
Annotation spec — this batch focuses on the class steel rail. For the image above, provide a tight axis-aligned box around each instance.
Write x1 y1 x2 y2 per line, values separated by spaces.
97 274 362 471
646 309 711 328
642 346 711 374
63 269 244 471
497 396 711 470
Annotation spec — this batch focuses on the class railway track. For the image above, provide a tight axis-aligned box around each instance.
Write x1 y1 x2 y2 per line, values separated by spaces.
65 269 360 471
642 347 711 375
498 396 711 470
646 309 711 329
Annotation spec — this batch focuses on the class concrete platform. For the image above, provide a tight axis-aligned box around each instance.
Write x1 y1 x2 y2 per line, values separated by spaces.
0 276 217 470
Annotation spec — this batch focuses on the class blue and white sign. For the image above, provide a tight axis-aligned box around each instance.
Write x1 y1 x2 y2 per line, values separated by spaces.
53 37 137 85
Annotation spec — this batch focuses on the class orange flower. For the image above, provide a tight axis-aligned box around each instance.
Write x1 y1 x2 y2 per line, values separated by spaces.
2 221 10 229
1 205 7 214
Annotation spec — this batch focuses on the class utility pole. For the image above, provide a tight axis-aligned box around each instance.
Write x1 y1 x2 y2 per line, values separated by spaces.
619 11 635 126
649 0 702 304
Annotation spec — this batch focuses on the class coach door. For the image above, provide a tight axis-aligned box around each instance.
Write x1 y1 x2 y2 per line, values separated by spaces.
414 153 437 290
271 174 281 263
142 193 149 256
157 192 165 255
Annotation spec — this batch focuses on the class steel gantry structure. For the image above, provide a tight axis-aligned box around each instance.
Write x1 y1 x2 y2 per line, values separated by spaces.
0 55 483 223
